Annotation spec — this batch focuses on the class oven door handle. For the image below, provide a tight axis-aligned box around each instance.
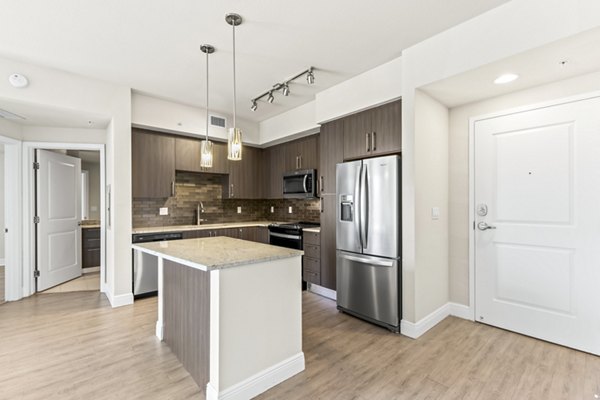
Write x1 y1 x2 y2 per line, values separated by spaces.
268 231 301 240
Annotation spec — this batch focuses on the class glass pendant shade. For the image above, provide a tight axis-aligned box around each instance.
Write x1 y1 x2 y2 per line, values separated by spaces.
227 127 242 161
200 139 213 167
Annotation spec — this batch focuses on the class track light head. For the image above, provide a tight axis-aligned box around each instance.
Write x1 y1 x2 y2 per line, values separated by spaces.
282 83 290 96
306 69 315 85
250 100 257 111
267 91 274 103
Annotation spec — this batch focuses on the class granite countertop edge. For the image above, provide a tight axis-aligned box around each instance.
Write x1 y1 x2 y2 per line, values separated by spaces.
132 221 277 234
132 241 303 272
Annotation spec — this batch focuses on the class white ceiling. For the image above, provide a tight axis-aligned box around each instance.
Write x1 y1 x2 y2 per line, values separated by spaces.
422 27 600 108
0 0 509 123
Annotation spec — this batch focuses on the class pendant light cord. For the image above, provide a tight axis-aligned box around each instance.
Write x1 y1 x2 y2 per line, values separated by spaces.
206 49 209 140
232 21 237 129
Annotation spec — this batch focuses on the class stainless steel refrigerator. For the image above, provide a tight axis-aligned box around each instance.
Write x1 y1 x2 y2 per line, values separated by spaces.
336 154 401 332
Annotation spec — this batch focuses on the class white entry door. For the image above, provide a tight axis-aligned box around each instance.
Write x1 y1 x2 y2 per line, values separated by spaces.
36 150 82 291
475 96 600 355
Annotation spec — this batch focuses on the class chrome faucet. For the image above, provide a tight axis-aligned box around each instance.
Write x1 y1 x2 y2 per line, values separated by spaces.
196 202 206 225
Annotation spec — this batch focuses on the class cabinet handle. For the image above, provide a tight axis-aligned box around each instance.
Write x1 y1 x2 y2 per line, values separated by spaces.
372 132 376 152
299 155 302 169
171 181 175 197
320 197 323 213
319 176 324 193
365 133 371 152
230 183 234 198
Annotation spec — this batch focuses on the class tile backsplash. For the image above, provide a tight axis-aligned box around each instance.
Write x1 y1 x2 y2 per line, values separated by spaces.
132 172 320 228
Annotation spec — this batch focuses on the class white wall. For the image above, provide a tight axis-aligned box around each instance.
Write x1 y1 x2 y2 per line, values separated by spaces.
401 0 600 324
259 101 319 145
0 118 22 140
412 90 449 321
131 93 260 145
448 69 600 307
0 55 131 305
315 57 403 124
21 126 106 144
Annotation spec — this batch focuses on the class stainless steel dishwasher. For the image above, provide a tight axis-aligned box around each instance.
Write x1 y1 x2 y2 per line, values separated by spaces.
132 232 183 298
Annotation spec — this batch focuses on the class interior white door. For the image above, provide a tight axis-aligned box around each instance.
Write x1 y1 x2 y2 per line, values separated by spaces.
475 96 600 355
36 150 82 291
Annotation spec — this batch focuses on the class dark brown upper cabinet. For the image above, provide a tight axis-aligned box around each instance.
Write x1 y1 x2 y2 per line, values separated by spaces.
318 120 344 195
226 145 262 199
175 137 228 174
132 129 176 198
284 135 318 171
263 146 285 199
343 100 401 160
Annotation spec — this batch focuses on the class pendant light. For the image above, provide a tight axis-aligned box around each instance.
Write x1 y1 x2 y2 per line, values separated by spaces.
226 13 243 161
200 44 215 168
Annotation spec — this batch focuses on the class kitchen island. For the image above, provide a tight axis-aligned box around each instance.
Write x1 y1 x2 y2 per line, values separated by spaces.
132 236 304 400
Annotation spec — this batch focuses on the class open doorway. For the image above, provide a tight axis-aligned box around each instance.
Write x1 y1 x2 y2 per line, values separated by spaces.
35 149 102 294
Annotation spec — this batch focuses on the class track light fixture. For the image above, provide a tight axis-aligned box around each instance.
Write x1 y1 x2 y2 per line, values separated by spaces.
250 67 316 110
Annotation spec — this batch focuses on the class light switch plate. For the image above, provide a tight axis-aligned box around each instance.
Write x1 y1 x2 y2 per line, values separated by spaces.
237 206 242 214
270 206 274 213
159 207 168 216
431 207 440 220
288 206 293 214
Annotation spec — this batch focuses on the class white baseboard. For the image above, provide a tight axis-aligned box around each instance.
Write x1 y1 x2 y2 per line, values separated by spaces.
105 291 134 308
401 302 473 339
449 302 473 321
206 352 305 400
308 283 336 301
155 321 164 340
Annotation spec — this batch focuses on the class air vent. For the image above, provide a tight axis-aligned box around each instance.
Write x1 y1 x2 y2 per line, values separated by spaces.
0 108 26 120
210 115 226 128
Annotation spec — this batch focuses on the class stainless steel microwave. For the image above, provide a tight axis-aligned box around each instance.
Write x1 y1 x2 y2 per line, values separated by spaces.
283 169 316 199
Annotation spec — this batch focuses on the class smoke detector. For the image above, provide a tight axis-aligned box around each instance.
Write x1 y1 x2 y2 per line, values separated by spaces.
8 73 29 88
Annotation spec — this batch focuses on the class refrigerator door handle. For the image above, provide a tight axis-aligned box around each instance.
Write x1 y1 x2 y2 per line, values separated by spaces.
360 164 369 248
355 163 363 248
340 252 394 267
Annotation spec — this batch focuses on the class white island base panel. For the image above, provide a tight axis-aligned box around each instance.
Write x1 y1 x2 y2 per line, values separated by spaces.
155 255 305 400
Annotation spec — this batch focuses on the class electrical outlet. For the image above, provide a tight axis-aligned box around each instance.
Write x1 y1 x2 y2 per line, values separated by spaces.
237 206 242 214
270 206 274 213
431 207 440 220
159 207 168 216
288 206 293 214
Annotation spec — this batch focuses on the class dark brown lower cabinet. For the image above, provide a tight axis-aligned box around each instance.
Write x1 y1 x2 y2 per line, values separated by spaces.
82 227 100 268
180 226 268 243
303 231 321 285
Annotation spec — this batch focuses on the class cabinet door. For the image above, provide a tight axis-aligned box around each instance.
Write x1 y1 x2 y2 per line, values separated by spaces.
211 142 229 174
238 226 257 242
257 227 269 244
264 146 285 199
132 129 175 198
343 110 371 161
297 135 318 170
175 137 201 173
320 194 337 290
284 141 300 171
319 120 344 195
227 146 261 199
371 100 402 156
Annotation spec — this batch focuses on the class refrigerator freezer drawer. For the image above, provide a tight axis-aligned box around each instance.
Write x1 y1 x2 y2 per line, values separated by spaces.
336 250 400 330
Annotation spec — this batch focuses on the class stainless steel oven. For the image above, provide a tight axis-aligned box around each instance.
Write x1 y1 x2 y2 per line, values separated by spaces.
283 169 316 199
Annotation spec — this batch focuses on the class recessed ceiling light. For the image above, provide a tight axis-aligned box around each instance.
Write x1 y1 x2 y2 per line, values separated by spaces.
8 73 29 88
494 73 519 85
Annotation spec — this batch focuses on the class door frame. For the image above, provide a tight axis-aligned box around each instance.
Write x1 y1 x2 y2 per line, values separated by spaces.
22 142 106 297
468 90 600 322
0 134 22 301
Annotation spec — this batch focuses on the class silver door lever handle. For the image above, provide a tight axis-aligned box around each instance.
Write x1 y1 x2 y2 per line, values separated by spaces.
477 222 496 231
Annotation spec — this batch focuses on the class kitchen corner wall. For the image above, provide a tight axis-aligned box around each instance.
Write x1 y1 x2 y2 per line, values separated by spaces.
132 172 320 228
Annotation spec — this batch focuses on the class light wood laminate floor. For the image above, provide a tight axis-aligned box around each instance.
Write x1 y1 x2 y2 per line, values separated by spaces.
1 291 599 399
42 271 100 293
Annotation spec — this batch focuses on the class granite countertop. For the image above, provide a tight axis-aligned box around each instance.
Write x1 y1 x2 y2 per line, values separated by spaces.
303 227 320 233
132 236 303 272
132 221 277 234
